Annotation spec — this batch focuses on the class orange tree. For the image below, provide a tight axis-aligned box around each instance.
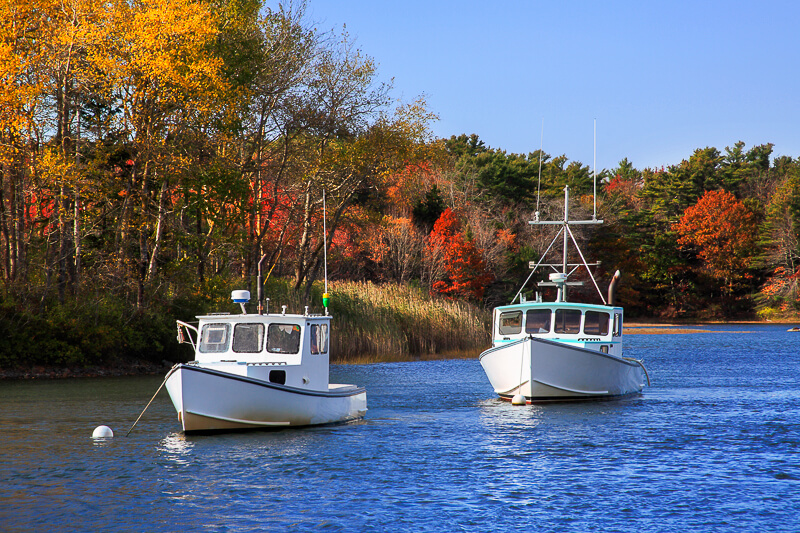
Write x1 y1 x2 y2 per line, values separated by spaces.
425 208 492 301
673 189 759 305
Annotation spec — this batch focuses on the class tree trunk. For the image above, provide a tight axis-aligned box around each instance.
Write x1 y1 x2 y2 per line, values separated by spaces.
293 184 314 290
197 193 205 283
0 171 10 280
147 178 168 280
137 161 150 310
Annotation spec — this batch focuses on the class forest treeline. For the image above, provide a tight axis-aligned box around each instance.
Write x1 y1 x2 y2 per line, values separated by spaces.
1 0 799 368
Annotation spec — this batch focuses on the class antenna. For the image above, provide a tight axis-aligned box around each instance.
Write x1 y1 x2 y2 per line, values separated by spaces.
593 119 597 220
322 190 330 314
535 119 543 219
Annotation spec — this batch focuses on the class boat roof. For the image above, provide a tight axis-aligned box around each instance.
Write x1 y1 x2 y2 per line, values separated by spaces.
195 312 331 322
495 301 622 313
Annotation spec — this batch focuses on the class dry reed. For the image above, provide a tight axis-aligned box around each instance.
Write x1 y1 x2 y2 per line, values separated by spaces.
329 281 491 362
263 279 491 362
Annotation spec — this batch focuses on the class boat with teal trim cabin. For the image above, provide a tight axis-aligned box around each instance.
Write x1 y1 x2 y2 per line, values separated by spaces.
479 185 649 403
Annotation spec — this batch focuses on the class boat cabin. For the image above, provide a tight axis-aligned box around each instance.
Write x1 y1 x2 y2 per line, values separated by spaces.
492 302 623 356
177 310 332 392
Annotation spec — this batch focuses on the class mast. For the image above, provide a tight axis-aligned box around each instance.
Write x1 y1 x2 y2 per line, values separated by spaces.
322 190 330 314
519 185 605 304
593 119 597 220
511 122 606 304
562 185 569 274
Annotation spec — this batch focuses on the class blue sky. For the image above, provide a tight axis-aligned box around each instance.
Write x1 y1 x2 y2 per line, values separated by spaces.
304 1 800 172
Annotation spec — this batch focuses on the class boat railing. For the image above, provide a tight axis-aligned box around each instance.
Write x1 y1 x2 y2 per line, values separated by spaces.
176 320 198 351
480 336 529 358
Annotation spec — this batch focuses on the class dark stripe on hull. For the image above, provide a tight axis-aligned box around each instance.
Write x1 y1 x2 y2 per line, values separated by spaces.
177 364 366 398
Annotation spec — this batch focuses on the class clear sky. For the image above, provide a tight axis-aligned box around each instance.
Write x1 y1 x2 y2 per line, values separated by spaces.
303 0 800 172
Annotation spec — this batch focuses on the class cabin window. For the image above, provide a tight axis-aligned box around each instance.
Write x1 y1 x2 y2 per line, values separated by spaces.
198 323 231 353
584 311 610 335
554 309 581 334
310 324 329 354
525 309 551 333
498 311 523 335
232 323 264 353
267 323 301 354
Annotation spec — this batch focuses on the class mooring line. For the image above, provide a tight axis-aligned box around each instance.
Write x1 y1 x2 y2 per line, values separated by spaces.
126 364 179 437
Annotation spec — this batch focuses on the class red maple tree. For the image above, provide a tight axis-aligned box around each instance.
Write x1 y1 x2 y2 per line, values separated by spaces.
426 208 493 300
673 189 758 291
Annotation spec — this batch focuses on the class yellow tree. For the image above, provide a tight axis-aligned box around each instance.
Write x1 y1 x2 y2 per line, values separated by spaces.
0 0 55 283
41 0 107 300
293 95 437 300
84 0 230 307
236 2 317 285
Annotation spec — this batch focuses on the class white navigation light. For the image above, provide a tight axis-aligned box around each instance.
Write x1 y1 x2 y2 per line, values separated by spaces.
92 425 114 438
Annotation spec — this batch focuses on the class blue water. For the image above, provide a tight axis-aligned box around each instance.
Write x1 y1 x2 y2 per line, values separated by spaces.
1 324 799 532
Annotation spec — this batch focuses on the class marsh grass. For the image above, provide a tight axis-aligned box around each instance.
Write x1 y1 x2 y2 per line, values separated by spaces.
263 278 491 362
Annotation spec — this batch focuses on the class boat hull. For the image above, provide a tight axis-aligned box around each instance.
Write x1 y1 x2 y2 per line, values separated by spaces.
479 337 645 402
165 364 367 433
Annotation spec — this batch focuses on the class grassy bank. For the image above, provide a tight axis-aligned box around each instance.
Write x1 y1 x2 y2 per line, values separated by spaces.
259 279 491 362
0 278 492 376
7 274 790 378
326 281 491 362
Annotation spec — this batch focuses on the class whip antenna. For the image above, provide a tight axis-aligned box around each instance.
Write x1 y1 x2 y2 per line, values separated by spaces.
593 119 597 220
322 190 330 313
535 119 543 219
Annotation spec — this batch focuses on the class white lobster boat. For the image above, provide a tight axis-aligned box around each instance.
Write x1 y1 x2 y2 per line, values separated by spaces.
479 185 648 403
165 290 366 433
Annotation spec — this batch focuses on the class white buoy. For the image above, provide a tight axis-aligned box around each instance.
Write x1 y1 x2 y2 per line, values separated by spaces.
511 394 527 406
92 425 114 438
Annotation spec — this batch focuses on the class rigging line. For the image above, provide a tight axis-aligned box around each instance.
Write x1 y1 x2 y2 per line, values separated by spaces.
512 226 564 304
126 365 178 437
565 224 606 304
623 357 651 386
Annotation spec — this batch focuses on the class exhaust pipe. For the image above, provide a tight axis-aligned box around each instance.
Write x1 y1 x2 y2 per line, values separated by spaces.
608 270 621 306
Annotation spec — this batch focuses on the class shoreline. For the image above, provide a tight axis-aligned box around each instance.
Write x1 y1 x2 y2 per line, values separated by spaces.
0 360 170 381
625 319 799 335
625 327 714 334
2 320 797 380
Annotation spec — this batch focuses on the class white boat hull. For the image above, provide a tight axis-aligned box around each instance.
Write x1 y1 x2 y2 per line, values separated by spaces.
479 337 645 402
165 364 367 433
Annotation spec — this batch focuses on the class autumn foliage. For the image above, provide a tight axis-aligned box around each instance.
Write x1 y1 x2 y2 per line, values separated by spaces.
673 189 757 290
2 0 800 372
426 209 493 301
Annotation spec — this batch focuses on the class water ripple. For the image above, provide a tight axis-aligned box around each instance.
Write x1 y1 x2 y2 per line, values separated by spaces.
1 326 799 531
